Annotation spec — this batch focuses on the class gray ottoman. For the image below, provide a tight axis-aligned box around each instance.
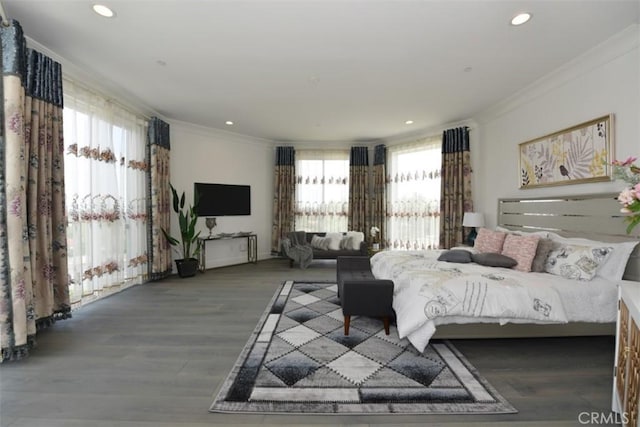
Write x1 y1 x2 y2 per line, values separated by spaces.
336 256 394 335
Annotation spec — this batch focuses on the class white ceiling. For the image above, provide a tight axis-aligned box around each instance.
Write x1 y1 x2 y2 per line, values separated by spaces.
3 0 639 143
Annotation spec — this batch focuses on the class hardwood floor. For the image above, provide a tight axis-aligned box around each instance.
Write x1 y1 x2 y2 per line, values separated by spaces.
0 259 618 426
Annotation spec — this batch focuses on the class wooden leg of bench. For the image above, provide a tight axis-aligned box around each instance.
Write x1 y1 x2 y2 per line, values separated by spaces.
382 316 390 335
344 315 351 335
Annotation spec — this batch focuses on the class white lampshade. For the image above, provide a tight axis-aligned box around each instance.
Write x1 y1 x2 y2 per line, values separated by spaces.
462 212 485 228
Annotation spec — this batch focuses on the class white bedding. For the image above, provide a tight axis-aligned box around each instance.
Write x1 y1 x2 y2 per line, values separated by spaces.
370 250 619 352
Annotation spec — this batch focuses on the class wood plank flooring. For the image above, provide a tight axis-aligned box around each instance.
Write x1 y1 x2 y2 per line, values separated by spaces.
0 259 619 426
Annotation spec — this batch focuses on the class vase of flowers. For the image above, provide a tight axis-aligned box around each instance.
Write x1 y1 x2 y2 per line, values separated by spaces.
612 156 640 234
370 226 381 250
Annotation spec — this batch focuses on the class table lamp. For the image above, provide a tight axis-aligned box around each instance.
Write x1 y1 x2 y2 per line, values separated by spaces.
462 212 485 246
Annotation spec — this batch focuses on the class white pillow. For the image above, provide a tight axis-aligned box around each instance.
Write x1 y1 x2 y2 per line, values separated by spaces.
495 226 549 238
450 246 478 254
547 232 638 281
545 243 613 281
339 236 354 250
346 231 365 250
325 232 343 251
310 235 330 250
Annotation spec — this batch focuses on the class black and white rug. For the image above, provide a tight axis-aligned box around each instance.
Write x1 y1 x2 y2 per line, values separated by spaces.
210 281 516 415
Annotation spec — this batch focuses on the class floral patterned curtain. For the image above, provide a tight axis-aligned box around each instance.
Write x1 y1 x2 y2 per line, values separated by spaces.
386 137 441 250
295 150 349 232
348 146 369 233
147 117 172 280
370 144 387 247
439 126 473 249
271 146 295 253
64 80 148 304
1 21 71 361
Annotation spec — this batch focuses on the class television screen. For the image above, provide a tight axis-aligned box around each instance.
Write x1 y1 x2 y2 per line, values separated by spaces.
194 183 251 216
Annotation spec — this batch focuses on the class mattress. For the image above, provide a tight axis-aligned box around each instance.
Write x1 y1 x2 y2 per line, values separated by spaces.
370 249 618 352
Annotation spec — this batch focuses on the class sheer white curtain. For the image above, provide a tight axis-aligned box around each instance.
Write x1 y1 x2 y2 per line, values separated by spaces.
295 150 349 232
386 136 442 250
63 80 148 307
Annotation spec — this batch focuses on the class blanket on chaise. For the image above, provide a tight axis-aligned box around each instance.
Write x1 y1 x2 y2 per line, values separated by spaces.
281 231 313 269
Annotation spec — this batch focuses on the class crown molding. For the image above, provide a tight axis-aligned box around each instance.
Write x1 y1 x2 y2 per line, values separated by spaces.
26 36 163 121
169 119 274 148
474 24 639 125
383 118 478 147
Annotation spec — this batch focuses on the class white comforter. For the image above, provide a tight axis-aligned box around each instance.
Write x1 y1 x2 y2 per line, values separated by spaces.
370 250 618 352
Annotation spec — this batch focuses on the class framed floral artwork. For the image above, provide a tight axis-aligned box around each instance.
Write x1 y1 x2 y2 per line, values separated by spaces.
519 114 613 189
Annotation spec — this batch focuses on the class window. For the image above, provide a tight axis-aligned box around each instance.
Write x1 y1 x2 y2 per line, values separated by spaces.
386 136 441 249
294 150 349 232
63 80 148 307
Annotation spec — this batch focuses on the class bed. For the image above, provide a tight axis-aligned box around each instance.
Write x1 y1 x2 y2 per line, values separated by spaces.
370 193 640 352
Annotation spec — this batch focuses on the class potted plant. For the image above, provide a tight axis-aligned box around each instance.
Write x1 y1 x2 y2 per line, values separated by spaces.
162 184 202 278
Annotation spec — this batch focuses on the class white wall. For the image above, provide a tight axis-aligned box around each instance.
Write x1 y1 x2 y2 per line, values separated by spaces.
169 122 274 269
473 25 640 228
31 22 638 265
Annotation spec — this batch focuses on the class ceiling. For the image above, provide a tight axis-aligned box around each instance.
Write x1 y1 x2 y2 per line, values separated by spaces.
3 0 639 143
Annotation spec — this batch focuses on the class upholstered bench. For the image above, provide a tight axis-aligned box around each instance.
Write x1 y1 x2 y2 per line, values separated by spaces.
336 256 394 335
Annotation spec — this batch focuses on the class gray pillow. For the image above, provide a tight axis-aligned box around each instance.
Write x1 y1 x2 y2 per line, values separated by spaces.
531 238 554 272
472 252 518 268
438 249 473 263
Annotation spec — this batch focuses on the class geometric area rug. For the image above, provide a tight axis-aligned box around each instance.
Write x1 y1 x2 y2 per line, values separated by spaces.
210 281 517 415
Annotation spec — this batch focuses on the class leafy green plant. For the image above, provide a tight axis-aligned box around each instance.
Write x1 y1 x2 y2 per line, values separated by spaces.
162 184 202 260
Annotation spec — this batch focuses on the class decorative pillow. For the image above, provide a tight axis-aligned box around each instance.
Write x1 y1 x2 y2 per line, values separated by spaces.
501 234 540 272
547 233 638 281
339 236 354 250
310 235 330 250
325 232 343 251
472 252 518 268
544 244 613 281
531 238 555 273
597 240 640 280
437 249 473 263
474 228 507 253
346 231 365 250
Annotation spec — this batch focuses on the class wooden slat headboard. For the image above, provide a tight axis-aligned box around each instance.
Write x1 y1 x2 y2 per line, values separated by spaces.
498 193 640 282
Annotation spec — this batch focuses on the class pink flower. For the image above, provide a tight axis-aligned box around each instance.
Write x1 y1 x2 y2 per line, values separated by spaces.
635 183 640 194
613 156 638 166
618 188 637 206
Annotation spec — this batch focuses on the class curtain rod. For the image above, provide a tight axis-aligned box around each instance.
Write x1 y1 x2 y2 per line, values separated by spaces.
0 1 9 27
62 75 152 123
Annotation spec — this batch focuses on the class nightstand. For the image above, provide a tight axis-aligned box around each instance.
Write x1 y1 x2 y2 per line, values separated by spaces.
613 281 640 426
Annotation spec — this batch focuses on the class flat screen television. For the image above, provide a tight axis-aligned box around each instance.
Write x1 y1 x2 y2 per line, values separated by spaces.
194 183 251 216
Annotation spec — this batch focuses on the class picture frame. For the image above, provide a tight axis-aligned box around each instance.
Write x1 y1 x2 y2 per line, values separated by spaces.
518 114 613 189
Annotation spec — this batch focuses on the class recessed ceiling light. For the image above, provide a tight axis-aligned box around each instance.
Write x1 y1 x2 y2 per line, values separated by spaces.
93 4 115 18
405 120 414 125
511 12 531 26
225 121 234 126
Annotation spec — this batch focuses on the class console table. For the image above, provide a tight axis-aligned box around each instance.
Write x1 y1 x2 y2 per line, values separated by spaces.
197 233 257 272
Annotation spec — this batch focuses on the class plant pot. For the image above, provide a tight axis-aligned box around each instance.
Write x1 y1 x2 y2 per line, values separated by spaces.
175 258 199 278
